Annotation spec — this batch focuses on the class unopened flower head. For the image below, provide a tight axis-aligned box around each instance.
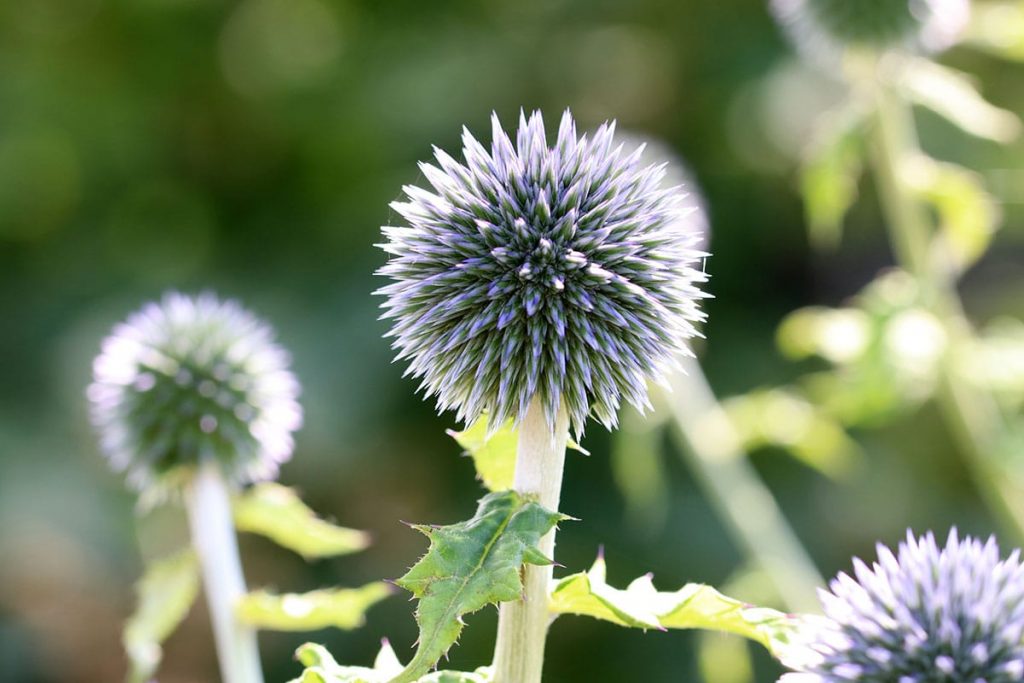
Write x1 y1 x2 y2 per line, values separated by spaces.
782 530 1024 683
89 292 302 494
770 0 969 61
377 110 708 435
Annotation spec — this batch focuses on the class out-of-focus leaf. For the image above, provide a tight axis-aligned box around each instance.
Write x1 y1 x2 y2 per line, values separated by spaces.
549 554 805 658
289 642 492 683
722 388 860 478
123 549 200 683
901 58 1021 142
390 491 565 683
448 417 589 493
237 583 392 632
777 307 872 364
964 1 1024 61
233 483 370 559
903 156 1000 271
800 110 865 249
610 408 669 534
958 317 1024 410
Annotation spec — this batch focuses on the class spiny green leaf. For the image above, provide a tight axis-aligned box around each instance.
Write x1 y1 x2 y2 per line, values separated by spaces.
549 554 804 658
448 416 588 492
290 642 492 683
233 483 370 559
391 490 565 683
123 549 200 683
237 582 392 632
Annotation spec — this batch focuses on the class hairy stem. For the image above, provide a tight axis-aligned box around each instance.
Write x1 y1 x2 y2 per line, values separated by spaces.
665 356 824 612
186 463 264 683
492 397 569 683
869 71 1024 539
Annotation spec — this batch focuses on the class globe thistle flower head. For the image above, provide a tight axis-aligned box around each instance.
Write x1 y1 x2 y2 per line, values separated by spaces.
770 0 970 61
781 530 1024 683
89 292 302 495
376 110 708 436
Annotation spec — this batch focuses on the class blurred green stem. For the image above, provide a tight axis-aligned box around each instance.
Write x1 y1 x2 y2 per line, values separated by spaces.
665 356 824 613
186 463 264 683
869 71 1023 539
492 398 569 683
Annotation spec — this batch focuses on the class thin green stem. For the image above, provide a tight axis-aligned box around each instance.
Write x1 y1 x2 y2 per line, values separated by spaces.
665 356 824 612
492 397 569 683
186 463 264 683
868 72 1024 539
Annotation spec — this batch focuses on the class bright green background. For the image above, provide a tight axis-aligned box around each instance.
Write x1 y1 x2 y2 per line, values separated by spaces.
1 0 1022 681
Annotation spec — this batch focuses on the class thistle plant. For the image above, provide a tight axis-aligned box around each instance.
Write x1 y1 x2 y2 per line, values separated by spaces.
780 530 1024 682
91 292 387 683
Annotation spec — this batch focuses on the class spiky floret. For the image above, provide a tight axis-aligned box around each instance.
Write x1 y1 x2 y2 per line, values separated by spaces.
781 530 1024 683
770 0 969 60
89 292 302 494
376 110 708 436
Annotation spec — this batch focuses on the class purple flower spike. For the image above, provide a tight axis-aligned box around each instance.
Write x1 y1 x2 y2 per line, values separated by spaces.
376 110 708 436
782 530 1024 683
89 292 302 495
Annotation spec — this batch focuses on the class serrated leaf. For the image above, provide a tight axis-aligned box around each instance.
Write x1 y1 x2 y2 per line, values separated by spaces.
448 417 588 492
233 483 370 559
800 109 865 249
549 555 804 658
391 490 565 683
237 582 392 632
123 549 200 683
290 642 493 683
901 57 1021 142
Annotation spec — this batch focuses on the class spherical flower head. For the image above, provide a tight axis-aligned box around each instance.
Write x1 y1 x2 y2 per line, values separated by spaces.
89 292 303 495
781 530 1024 683
770 0 969 61
376 110 707 436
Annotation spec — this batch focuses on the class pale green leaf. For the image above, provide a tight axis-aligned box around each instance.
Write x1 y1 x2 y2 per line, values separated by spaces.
902 58 1021 142
123 549 200 683
391 490 565 683
233 483 370 559
549 554 805 658
290 642 492 683
237 582 392 631
448 417 588 492
964 1 1024 62
800 110 865 249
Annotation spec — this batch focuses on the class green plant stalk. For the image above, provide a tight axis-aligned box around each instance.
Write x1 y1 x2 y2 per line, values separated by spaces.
492 397 570 683
869 75 1024 539
185 462 265 683
665 356 824 613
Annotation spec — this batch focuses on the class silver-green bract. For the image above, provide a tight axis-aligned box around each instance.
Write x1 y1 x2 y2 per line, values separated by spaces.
770 0 969 59
781 530 1024 683
377 110 707 435
89 292 302 493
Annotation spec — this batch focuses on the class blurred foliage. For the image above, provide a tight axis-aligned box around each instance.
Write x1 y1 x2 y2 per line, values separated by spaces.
2 0 1024 681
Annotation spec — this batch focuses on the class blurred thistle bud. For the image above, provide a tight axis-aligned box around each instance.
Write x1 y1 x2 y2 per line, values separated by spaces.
89 292 302 496
377 110 708 436
770 0 969 61
780 530 1024 683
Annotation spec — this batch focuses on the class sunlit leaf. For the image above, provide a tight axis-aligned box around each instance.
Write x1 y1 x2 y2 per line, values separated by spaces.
901 58 1021 142
289 642 492 683
448 417 589 492
549 554 805 658
233 483 370 559
123 549 200 683
237 583 392 632
800 108 865 249
964 1 1024 62
390 490 565 683
903 156 1000 272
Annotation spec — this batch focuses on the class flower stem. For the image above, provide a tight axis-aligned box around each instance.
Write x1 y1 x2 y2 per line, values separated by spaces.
868 69 1024 539
185 463 265 683
492 397 570 683
665 356 824 612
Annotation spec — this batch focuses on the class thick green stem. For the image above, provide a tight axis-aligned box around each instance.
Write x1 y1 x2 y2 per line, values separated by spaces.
492 397 569 683
665 356 824 613
869 74 1024 539
186 463 265 683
